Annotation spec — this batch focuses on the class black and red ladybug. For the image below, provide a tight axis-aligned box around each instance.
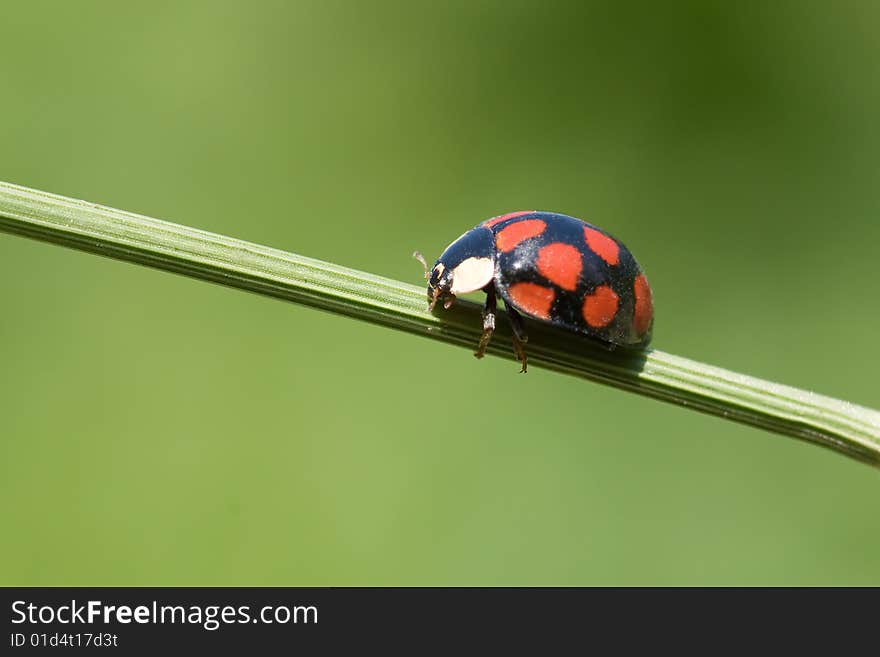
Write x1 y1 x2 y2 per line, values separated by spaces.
418 211 654 372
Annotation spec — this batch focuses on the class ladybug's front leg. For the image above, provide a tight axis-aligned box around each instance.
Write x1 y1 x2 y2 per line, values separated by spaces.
505 304 529 373
474 285 497 360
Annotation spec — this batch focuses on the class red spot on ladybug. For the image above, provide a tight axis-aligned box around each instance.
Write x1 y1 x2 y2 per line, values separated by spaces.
495 219 547 252
536 242 582 291
633 274 653 335
582 285 619 328
584 227 619 266
507 282 555 320
483 210 535 228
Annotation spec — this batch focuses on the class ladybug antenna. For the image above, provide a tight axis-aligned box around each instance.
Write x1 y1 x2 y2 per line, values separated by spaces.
412 250 430 279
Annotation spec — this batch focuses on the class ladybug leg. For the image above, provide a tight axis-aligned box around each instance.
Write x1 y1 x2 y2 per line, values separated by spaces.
512 335 528 373
474 285 497 360
505 305 529 373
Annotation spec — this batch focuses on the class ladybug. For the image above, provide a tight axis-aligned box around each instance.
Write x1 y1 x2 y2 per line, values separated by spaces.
418 211 654 372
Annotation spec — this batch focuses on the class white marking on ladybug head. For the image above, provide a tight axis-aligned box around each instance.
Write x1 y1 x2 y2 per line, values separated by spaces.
449 257 494 294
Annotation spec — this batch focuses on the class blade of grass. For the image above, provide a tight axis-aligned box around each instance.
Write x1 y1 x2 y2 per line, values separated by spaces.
1 180 878 467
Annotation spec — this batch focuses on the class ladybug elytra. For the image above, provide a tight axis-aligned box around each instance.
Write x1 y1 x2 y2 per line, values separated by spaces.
420 211 654 372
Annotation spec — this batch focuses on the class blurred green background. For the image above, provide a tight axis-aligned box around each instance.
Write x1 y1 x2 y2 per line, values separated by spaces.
2 1 879 585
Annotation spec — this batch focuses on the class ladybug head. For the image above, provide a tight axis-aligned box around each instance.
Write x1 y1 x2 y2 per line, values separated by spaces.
426 262 455 311
415 251 454 310
418 227 497 312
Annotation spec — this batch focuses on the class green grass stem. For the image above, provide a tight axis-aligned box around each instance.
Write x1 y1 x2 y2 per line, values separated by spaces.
1 181 878 467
